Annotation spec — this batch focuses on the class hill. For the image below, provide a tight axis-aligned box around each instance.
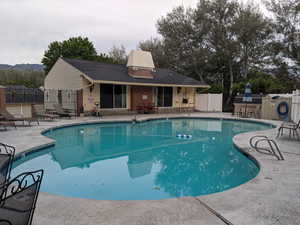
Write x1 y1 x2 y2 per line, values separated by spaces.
0 64 44 71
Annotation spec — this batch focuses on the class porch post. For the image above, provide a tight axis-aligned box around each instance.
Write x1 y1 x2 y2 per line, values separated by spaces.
0 85 6 110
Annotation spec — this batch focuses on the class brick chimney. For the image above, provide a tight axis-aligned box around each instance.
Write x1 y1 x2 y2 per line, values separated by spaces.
127 50 155 79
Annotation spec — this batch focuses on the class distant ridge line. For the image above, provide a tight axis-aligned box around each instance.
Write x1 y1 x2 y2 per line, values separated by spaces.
0 63 44 71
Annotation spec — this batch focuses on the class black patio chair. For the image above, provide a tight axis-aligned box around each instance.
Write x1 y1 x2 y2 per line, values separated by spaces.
0 143 15 205
277 119 300 138
0 170 44 225
0 220 12 225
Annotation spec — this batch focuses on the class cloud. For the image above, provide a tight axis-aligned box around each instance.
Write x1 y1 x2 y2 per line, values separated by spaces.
0 0 198 64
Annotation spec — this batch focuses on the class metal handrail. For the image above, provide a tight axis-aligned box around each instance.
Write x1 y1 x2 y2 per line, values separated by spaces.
249 135 284 160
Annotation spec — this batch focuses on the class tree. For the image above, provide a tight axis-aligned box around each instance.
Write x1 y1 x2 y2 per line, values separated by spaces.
108 45 127 64
264 0 300 76
264 0 300 59
157 5 211 83
234 71 285 94
139 38 169 68
90 53 118 64
155 0 276 107
204 0 240 104
0 70 45 88
42 37 97 74
233 4 273 79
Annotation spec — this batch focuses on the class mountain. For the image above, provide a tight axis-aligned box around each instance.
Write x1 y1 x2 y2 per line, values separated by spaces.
0 64 11 70
0 64 44 71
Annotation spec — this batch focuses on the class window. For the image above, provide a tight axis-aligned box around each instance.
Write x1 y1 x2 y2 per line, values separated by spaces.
100 84 127 108
155 87 173 107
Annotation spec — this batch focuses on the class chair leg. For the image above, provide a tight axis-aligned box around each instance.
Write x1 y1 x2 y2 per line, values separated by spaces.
293 129 295 137
276 128 281 138
295 130 300 139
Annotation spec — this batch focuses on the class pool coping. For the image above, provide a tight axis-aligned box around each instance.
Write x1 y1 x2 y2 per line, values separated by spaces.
6 113 300 225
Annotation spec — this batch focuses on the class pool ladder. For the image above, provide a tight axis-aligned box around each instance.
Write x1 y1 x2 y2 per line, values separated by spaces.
249 135 284 160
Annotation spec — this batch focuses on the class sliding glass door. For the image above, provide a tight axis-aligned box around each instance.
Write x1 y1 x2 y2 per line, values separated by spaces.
100 84 127 109
100 84 114 108
155 87 173 107
114 85 127 108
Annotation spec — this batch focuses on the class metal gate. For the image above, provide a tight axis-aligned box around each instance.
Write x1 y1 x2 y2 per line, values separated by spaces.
44 89 82 115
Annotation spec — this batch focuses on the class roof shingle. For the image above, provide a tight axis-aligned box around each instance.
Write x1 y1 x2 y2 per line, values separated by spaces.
62 58 208 87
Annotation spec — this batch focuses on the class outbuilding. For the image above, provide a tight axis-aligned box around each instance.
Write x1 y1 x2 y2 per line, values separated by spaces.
44 50 209 115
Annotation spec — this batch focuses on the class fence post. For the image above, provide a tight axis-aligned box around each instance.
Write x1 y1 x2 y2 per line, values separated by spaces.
0 85 6 110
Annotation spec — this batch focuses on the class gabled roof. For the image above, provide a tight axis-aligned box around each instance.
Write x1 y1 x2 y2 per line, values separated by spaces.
62 58 209 87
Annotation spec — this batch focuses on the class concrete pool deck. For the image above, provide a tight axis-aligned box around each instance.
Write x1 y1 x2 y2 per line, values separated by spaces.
1 113 300 225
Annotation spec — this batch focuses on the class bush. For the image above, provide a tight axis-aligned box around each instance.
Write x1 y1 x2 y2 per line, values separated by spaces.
197 83 223 94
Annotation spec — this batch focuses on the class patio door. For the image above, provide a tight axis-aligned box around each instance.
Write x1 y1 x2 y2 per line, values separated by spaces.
154 87 173 107
100 84 127 108
100 84 113 108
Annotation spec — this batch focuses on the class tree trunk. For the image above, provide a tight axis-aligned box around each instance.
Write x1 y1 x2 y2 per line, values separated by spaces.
225 59 234 106
243 46 249 79
192 56 205 83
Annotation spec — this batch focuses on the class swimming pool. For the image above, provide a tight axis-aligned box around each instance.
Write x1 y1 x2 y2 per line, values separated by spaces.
12 118 273 200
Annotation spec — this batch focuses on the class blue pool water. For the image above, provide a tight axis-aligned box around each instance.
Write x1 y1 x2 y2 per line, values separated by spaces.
12 118 272 200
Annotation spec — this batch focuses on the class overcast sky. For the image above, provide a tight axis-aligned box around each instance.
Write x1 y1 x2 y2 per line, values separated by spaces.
0 0 261 65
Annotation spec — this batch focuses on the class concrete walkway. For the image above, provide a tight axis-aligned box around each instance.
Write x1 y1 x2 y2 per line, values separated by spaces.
1 113 299 225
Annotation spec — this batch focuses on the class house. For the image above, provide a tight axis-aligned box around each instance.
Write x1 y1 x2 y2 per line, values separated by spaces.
44 50 209 114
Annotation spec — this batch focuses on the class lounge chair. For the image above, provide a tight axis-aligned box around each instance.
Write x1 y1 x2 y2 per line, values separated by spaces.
0 143 15 206
277 119 300 138
53 104 75 118
0 170 44 225
31 106 59 121
0 108 39 126
0 121 17 131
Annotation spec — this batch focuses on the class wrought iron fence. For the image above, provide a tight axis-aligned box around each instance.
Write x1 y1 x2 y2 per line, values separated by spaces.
5 87 44 104
44 89 79 115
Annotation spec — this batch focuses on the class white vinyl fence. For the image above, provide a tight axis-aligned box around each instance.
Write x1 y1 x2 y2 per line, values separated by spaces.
195 93 223 112
291 90 300 123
